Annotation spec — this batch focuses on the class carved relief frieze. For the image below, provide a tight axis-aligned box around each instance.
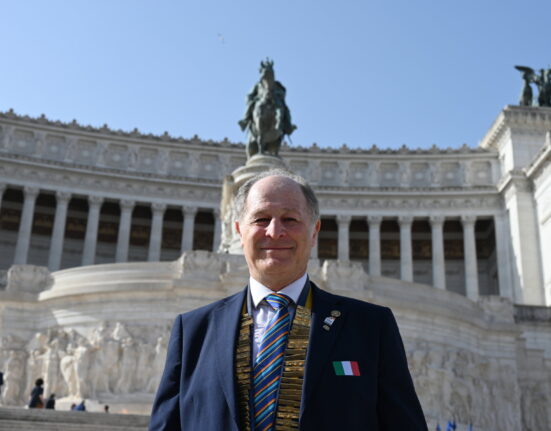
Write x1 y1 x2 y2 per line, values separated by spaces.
137 147 160 174
320 161 339 186
318 196 500 211
470 161 492 186
379 162 399 187
11 129 36 156
103 143 130 169
410 162 431 187
43 134 68 162
167 151 190 176
348 162 370 187
440 162 462 187
73 139 99 166
199 154 220 179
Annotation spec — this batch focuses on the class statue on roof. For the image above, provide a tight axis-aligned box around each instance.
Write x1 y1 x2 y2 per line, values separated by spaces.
238 59 297 158
515 65 551 107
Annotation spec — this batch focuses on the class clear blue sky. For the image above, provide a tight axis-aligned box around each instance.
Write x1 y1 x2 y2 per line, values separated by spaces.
1 1 549 150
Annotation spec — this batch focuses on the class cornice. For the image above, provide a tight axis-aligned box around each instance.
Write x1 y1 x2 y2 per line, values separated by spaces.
0 109 243 151
1 109 492 156
480 105 551 150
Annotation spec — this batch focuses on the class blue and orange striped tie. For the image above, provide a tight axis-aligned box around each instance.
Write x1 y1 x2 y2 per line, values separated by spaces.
253 293 292 431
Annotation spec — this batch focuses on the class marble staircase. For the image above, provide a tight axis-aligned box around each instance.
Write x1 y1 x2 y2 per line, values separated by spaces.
0 407 149 431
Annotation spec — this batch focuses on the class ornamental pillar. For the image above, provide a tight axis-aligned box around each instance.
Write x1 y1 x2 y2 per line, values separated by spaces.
429 215 446 290
212 208 221 252
399 216 413 282
493 213 514 300
461 215 479 300
367 216 382 276
0 183 6 212
336 214 351 261
148 203 167 262
115 200 135 263
181 206 198 252
47 191 71 271
81 195 104 266
13 186 40 264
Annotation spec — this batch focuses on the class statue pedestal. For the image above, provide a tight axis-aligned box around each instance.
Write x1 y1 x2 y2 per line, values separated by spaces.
219 155 290 254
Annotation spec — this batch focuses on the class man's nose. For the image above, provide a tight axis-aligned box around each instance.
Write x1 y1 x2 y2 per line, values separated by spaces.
266 219 285 238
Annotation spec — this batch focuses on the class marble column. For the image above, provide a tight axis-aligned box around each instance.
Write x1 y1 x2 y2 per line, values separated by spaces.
337 214 351 261
493 213 513 300
0 183 6 212
368 216 382 276
399 215 413 282
47 191 72 271
461 215 479 300
116 200 135 263
430 215 446 290
181 206 198 252
212 208 221 252
13 186 40 264
148 203 167 262
81 195 104 266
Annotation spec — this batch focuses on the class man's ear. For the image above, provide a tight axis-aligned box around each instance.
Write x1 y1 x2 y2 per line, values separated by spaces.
311 219 321 241
235 220 241 237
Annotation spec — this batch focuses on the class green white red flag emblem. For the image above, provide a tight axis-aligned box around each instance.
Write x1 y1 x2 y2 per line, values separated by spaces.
332 360 360 376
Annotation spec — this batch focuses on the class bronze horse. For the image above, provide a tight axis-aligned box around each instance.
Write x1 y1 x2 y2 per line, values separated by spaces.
239 60 296 158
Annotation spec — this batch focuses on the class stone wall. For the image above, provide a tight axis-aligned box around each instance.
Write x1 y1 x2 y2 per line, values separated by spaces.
0 254 549 429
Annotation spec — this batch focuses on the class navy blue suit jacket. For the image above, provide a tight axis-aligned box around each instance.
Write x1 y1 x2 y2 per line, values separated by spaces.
149 283 427 430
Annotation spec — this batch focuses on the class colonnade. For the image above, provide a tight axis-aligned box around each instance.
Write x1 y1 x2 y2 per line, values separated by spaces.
0 185 509 299
314 212 505 300
1 186 221 271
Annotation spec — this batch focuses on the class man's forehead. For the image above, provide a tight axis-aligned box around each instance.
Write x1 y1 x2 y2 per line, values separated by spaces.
248 175 303 197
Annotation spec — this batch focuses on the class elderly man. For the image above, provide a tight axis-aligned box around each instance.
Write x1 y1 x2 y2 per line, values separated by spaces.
149 170 427 431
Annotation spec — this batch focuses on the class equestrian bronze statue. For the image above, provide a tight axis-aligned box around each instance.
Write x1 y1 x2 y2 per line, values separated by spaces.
238 59 297 158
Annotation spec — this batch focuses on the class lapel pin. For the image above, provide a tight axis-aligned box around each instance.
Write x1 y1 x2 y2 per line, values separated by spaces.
323 310 341 331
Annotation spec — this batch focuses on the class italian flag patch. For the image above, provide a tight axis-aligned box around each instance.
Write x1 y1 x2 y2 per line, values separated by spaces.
332 360 360 376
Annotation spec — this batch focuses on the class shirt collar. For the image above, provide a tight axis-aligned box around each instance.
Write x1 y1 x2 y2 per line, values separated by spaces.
250 273 308 308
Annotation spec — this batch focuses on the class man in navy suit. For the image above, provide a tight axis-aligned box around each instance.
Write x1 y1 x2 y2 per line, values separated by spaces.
149 170 427 430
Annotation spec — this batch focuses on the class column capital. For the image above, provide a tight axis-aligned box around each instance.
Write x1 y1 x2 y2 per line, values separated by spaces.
398 215 414 226
120 199 136 210
88 195 104 206
367 215 382 225
183 205 198 216
23 186 40 198
336 214 352 225
461 214 477 226
55 191 72 203
152 202 167 213
429 215 446 226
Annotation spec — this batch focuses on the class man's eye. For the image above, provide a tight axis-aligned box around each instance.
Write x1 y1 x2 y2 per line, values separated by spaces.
254 218 270 224
284 218 298 223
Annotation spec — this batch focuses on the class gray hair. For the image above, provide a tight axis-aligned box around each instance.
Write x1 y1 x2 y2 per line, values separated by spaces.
233 169 320 223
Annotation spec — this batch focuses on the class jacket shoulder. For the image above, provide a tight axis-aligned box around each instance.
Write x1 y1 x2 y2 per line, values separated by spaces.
312 284 391 316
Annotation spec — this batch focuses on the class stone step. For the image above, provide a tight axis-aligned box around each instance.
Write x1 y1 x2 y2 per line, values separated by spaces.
0 407 149 430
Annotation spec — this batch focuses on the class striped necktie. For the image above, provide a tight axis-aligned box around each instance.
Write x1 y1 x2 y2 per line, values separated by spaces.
253 292 292 431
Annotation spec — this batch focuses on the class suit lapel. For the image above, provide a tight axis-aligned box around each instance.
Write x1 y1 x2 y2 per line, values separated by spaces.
300 284 344 419
214 287 248 428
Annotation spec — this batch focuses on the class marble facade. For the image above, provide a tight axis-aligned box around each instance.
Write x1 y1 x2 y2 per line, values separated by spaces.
0 106 550 430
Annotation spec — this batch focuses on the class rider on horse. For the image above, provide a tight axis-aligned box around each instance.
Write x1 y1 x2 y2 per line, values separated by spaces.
238 59 297 158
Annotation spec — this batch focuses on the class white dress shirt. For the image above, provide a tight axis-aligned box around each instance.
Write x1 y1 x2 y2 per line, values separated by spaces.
249 273 307 360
